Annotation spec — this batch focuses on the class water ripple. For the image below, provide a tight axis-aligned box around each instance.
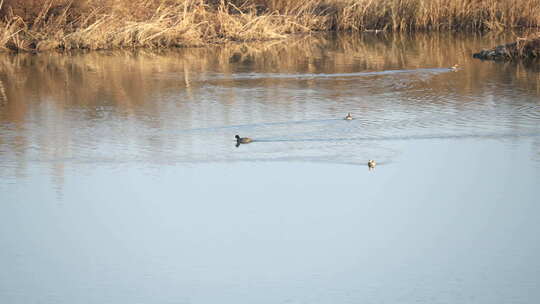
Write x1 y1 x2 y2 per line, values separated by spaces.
202 68 451 81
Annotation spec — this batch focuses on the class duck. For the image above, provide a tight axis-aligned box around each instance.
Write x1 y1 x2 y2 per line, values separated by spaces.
344 113 353 120
235 135 253 144
450 64 460 71
367 160 376 170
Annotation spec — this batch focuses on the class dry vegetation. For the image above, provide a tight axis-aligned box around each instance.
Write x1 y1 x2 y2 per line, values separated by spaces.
516 32 540 58
0 0 540 52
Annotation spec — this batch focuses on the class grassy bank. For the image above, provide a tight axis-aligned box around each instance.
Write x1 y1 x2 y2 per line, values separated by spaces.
1 0 540 52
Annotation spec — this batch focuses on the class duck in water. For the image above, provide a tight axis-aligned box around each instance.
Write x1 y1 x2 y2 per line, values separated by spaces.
235 135 253 147
368 160 376 170
344 113 353 120
450 64 460 71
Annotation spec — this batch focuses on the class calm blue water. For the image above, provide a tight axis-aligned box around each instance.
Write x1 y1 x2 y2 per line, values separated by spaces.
0 33 539 303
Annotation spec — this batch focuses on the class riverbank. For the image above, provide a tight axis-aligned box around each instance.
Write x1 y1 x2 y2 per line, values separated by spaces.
473 33 540 60
1 0 540 52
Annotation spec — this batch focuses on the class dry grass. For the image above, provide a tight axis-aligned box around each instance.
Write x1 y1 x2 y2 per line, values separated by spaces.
516 32 540 58
0 0 540 52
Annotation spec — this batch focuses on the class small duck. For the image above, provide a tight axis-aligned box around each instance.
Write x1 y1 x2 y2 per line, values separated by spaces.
450 64 460 71
344 113 353 120
367 160 376 170
235 135 253 144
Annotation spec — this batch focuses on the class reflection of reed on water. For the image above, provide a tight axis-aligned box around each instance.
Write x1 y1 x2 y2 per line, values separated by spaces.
0 79 7 105
0 33 538 119
0 33 539 186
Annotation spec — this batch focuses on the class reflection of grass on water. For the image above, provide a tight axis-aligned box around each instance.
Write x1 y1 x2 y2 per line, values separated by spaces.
0 32 538 124
0 0 540 52
0 79 7 105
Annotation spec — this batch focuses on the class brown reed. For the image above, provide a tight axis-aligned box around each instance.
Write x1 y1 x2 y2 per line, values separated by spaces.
0 0 539 52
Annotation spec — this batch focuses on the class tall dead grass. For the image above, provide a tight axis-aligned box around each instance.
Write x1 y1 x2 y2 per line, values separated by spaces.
516 32 540 58
1 0 540 52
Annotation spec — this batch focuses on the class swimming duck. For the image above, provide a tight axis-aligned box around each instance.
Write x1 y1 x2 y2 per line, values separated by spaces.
450 64 460 71
367 160 376 170
344 113 353 120
235 135 253 144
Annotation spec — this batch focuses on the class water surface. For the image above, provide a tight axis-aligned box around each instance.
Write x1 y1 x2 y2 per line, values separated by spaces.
1 33 539 304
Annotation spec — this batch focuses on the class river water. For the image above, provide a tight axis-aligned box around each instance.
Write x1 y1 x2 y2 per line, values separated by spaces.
1 33 539 303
